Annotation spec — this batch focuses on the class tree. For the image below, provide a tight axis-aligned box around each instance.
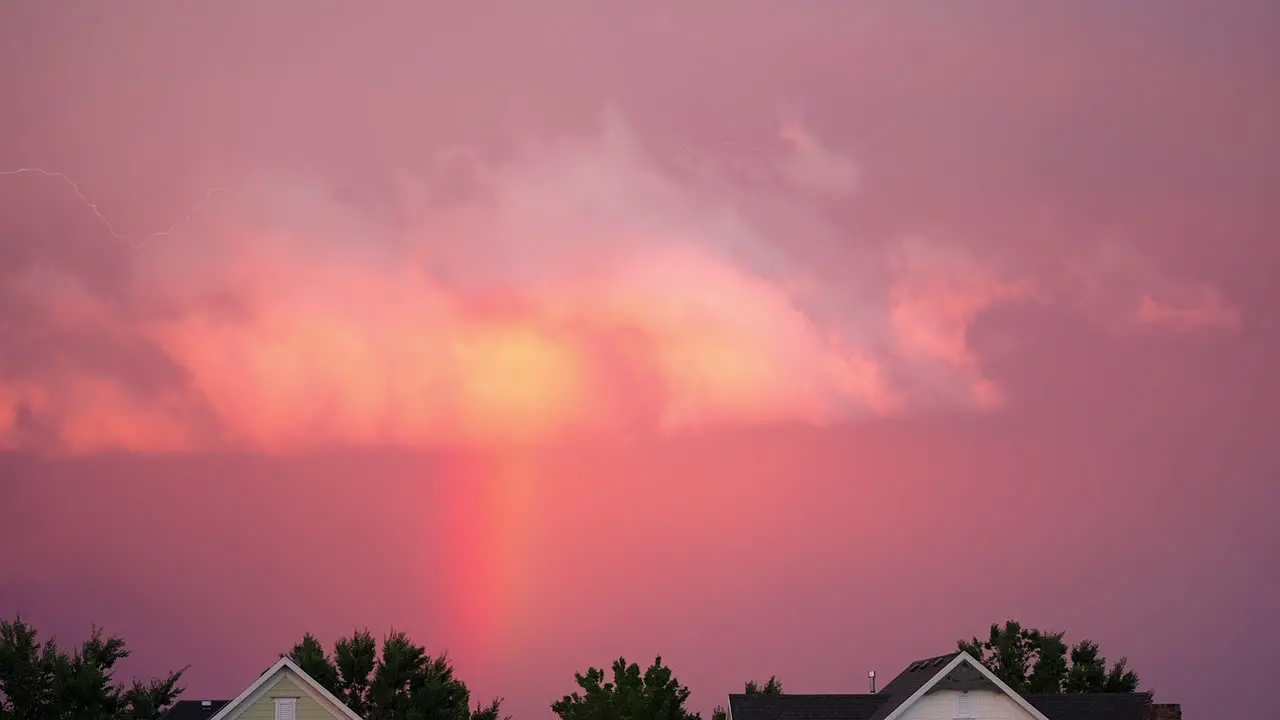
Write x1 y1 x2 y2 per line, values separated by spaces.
710 676 782 720
1064 640 1139 694
552 657 699 720
958 620 1139 695
742 677 782 696
0 615 186 720
283 629 507 720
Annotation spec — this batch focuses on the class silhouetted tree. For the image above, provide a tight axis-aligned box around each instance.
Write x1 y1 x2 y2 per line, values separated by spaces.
0 615 186 720
742 677 782 696
958 620 1139 694
711 676 782 720
1063 640 1140 694
284 629 507 720
552 657 699 720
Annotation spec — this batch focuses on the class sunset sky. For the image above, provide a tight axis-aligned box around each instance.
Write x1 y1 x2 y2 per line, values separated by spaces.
1 2 1277 719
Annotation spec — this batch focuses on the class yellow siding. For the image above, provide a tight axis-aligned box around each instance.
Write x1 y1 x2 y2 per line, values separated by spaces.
234 673 342 720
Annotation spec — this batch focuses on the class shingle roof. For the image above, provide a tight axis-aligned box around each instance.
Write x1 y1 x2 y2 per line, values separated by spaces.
160 699 231 720
1026 692 1156 720
729 694 888 720
863 652 959 720
727 653 957 720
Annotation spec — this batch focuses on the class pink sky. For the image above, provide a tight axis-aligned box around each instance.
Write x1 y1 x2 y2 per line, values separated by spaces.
1 2 1278 718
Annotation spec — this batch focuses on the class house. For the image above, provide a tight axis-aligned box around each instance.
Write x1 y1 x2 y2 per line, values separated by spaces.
727 652 1183 720
162 656 362 720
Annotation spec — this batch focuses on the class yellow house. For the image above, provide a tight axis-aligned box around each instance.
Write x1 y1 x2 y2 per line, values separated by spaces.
207 656 362 720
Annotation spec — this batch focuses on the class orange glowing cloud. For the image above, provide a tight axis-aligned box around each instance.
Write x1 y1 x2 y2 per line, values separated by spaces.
0 112 1240 454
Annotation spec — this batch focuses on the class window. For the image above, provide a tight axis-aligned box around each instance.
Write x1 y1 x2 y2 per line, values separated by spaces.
956 692 972 718
275 697 297 720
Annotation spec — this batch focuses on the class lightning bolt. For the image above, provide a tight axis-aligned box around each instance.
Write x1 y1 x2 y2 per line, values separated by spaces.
0 167 225 250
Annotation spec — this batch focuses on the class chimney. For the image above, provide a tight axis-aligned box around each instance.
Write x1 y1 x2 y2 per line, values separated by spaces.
868 670 876 694
1145 704 1181 720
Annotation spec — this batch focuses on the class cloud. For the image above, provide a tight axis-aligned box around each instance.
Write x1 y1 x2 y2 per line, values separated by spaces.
1135 289 1241 332
0 111 1239 454
1063 241 1242 334
776 122 860 198
885 239 1039 410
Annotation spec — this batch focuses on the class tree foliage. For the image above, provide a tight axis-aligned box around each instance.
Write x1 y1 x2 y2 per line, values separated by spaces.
710 676 782 720
741 677 782 696
0 616 186 720
551 657 699 720
957 620 1139 694
284 630 507 720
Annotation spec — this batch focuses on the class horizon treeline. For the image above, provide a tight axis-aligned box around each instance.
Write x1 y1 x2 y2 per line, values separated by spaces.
0 617 1141 720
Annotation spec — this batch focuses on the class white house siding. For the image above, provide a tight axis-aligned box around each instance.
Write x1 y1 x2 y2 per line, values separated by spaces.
897 689 1038 720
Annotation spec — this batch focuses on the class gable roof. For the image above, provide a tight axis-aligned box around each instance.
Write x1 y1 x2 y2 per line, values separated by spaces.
727 652 1167 720
207 656 362 720
870 652 1050 720
160 700 231 720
